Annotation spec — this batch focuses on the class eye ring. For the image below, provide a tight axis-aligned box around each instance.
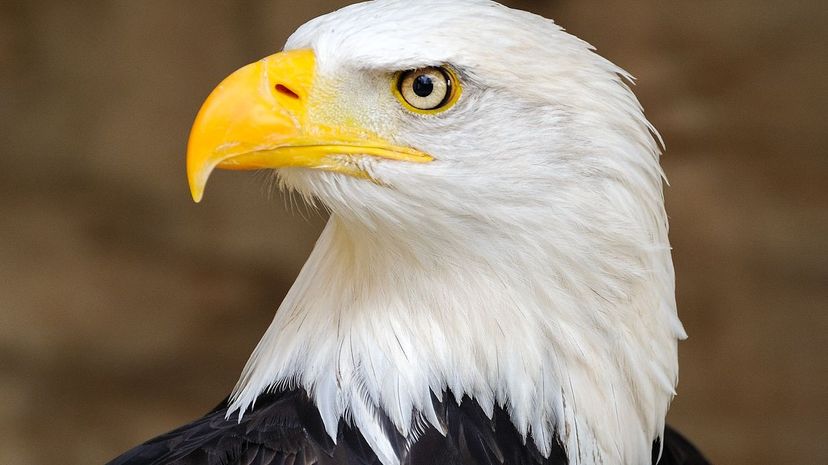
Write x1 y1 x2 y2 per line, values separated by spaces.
393 66 461 114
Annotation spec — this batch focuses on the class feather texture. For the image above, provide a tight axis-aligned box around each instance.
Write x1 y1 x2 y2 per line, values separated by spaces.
230 1 684 463
108 390 708 465
116 1 700 464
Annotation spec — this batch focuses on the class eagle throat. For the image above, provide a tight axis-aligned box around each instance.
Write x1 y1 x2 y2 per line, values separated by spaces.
227 209 681 465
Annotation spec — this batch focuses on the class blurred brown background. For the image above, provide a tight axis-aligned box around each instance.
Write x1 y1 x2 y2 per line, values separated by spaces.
1 0 826 464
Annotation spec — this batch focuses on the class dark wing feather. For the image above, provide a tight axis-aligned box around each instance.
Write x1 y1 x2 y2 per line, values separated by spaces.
107 390 374 465
655 426 711 465
108 389 707 465
436 393 567 465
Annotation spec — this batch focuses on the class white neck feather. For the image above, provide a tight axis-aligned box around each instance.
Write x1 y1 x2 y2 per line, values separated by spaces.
224 3 686 464
228 202 685 465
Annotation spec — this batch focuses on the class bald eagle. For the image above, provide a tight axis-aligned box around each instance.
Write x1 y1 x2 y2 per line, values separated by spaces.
109 1 710 464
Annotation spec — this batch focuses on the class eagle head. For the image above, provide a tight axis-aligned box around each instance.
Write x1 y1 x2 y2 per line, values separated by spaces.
185 2 686 465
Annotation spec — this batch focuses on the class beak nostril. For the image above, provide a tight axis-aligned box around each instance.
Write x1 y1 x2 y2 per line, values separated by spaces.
275 84 300 99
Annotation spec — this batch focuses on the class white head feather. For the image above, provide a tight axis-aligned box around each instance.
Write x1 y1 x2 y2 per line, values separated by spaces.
228 1 686 465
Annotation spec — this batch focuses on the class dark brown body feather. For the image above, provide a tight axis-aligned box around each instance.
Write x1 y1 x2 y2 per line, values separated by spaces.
108 389 709 465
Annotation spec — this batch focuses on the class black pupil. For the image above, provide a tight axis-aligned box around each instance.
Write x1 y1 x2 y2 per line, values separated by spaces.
412 74 434 97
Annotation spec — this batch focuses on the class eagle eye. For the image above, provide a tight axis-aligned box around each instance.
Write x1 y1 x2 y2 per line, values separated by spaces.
394 66 460 113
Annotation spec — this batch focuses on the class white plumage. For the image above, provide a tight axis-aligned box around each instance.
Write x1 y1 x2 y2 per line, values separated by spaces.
225 2 686 465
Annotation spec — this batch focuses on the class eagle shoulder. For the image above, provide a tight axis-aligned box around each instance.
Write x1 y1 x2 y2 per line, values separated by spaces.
107 389 707 465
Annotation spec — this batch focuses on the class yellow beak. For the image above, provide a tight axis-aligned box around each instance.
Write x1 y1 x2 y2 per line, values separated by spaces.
186 49 432 202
